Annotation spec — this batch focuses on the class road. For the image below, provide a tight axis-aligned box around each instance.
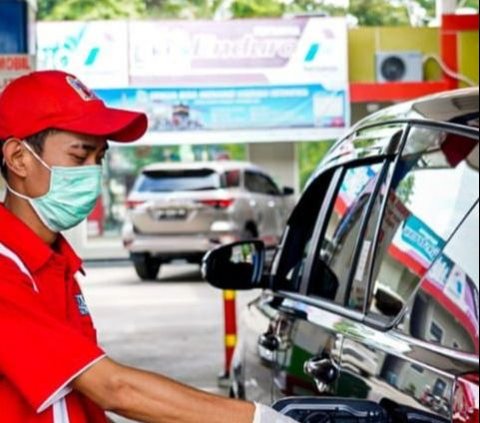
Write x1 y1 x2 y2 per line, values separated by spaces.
79 262 257 423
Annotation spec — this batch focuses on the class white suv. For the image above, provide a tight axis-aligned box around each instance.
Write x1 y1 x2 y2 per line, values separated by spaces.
122 161 295 280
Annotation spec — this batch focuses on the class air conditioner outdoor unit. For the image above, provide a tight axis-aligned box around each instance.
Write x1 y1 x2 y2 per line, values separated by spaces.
376 51 423 83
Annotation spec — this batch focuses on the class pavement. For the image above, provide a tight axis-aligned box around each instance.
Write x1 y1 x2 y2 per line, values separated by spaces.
79 261 257 423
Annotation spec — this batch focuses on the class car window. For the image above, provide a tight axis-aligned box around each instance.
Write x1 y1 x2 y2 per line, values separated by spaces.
224 170 241 188
136 169 221 192
398 203 479 354
273 168 337 293
245 171 280 195
306 162 385 304
364 127 479 322
322 124 405 170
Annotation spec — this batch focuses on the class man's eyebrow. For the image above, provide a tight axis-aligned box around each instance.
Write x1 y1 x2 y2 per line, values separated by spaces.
69 142 109 152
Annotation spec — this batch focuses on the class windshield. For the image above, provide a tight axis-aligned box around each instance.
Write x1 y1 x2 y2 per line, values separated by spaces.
136 169 222 193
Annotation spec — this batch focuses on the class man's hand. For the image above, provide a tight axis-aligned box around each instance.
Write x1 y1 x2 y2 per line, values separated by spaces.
73 357 255 423
253 403 299 423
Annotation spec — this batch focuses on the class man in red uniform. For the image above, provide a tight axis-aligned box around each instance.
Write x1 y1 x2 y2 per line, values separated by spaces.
0 71 296 423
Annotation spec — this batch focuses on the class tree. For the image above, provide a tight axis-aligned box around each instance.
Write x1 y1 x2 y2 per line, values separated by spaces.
143 0 224 19
298 140 335 189
230 0 285 18
37 0 58 20
285 0 347 17
349 0 409 26
38 0 145 20
37 0 478 23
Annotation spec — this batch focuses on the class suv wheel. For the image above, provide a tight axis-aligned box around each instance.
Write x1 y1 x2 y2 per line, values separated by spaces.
131 254 161 281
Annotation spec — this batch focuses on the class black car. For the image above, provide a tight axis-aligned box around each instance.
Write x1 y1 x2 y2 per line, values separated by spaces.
203 88 479 423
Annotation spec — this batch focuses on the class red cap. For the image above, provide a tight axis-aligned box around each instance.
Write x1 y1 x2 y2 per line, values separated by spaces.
0 70 148 142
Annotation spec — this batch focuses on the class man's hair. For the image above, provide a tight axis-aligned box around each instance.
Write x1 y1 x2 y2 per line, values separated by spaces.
0 130 54 180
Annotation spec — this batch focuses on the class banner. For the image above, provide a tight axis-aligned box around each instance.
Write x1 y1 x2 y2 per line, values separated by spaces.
128 18 348 90
37 21 129 88
97 84 346 130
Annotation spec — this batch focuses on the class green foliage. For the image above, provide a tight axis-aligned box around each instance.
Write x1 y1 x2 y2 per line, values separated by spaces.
349 0 409 26
298 141 335 189
143 0 224 19
37 0 58 20
285 0 346 17
230 0 285 18
464 0 480 9
38 0 145 20
396 174 415 205
37 0 479 24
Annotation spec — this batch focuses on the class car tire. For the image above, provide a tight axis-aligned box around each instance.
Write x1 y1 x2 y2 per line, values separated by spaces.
132 254 161 281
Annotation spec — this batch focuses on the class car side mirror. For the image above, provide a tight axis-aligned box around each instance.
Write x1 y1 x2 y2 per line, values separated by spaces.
202 241 268 290
283 186 295 196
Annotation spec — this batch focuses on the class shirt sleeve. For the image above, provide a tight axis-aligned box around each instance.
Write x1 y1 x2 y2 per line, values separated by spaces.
0 258 106 413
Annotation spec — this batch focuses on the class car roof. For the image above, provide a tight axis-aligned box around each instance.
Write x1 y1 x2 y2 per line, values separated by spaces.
141 161 264 173
307 88 479 188
353 87 479 131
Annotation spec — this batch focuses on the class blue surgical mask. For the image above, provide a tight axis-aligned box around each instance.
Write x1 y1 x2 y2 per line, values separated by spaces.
6 141 103 232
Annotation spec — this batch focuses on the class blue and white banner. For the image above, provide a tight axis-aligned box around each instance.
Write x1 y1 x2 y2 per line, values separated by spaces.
97 85 347 132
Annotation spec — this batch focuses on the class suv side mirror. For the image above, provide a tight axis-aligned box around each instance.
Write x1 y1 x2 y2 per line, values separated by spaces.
202 241 268 290
283 186 295 196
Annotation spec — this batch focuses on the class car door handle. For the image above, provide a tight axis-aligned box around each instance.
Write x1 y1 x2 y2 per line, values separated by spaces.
304 357 339 385
258 333 280 352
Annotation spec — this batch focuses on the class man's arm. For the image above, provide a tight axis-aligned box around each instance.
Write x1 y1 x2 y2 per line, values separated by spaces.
73 357 256 423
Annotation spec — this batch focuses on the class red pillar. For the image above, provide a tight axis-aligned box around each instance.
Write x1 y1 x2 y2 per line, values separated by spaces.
441 14 480 90
221 290 237 382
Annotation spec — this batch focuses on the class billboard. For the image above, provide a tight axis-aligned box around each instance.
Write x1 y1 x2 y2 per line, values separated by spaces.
128 18 348 89
37 18 349 143
37 21 129 88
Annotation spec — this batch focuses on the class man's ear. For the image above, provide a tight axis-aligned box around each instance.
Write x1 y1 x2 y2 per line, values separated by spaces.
2 138 29 178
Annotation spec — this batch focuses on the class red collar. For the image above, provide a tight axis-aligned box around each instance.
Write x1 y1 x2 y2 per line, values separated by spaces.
0 204 83 275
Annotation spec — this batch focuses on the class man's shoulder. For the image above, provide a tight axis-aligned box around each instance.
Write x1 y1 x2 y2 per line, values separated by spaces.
0 254 34 284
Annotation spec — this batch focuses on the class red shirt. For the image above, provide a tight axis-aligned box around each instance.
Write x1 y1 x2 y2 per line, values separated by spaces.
0 204 108 423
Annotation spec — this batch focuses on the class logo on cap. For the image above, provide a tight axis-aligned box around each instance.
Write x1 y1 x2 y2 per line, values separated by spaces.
66 75 98 102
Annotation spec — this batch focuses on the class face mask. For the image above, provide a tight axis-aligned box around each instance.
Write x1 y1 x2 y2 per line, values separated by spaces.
6 141 103 232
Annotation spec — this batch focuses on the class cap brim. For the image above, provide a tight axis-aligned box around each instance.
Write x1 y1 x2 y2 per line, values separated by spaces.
55 106 148 143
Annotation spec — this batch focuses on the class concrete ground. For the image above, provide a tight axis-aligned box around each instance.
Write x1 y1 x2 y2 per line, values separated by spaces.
79 262 257 423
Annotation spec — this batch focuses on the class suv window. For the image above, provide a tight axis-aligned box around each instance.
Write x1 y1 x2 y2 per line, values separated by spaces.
307 162 385 304
364 127 479 322
399 203 479 353
274 169 336 292
224 170 241 188
245 171 280 195
137 169 221 192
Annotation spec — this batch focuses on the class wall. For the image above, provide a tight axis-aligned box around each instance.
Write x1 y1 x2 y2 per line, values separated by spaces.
348 27 443 83
348 25 479 86
458 30 480 86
